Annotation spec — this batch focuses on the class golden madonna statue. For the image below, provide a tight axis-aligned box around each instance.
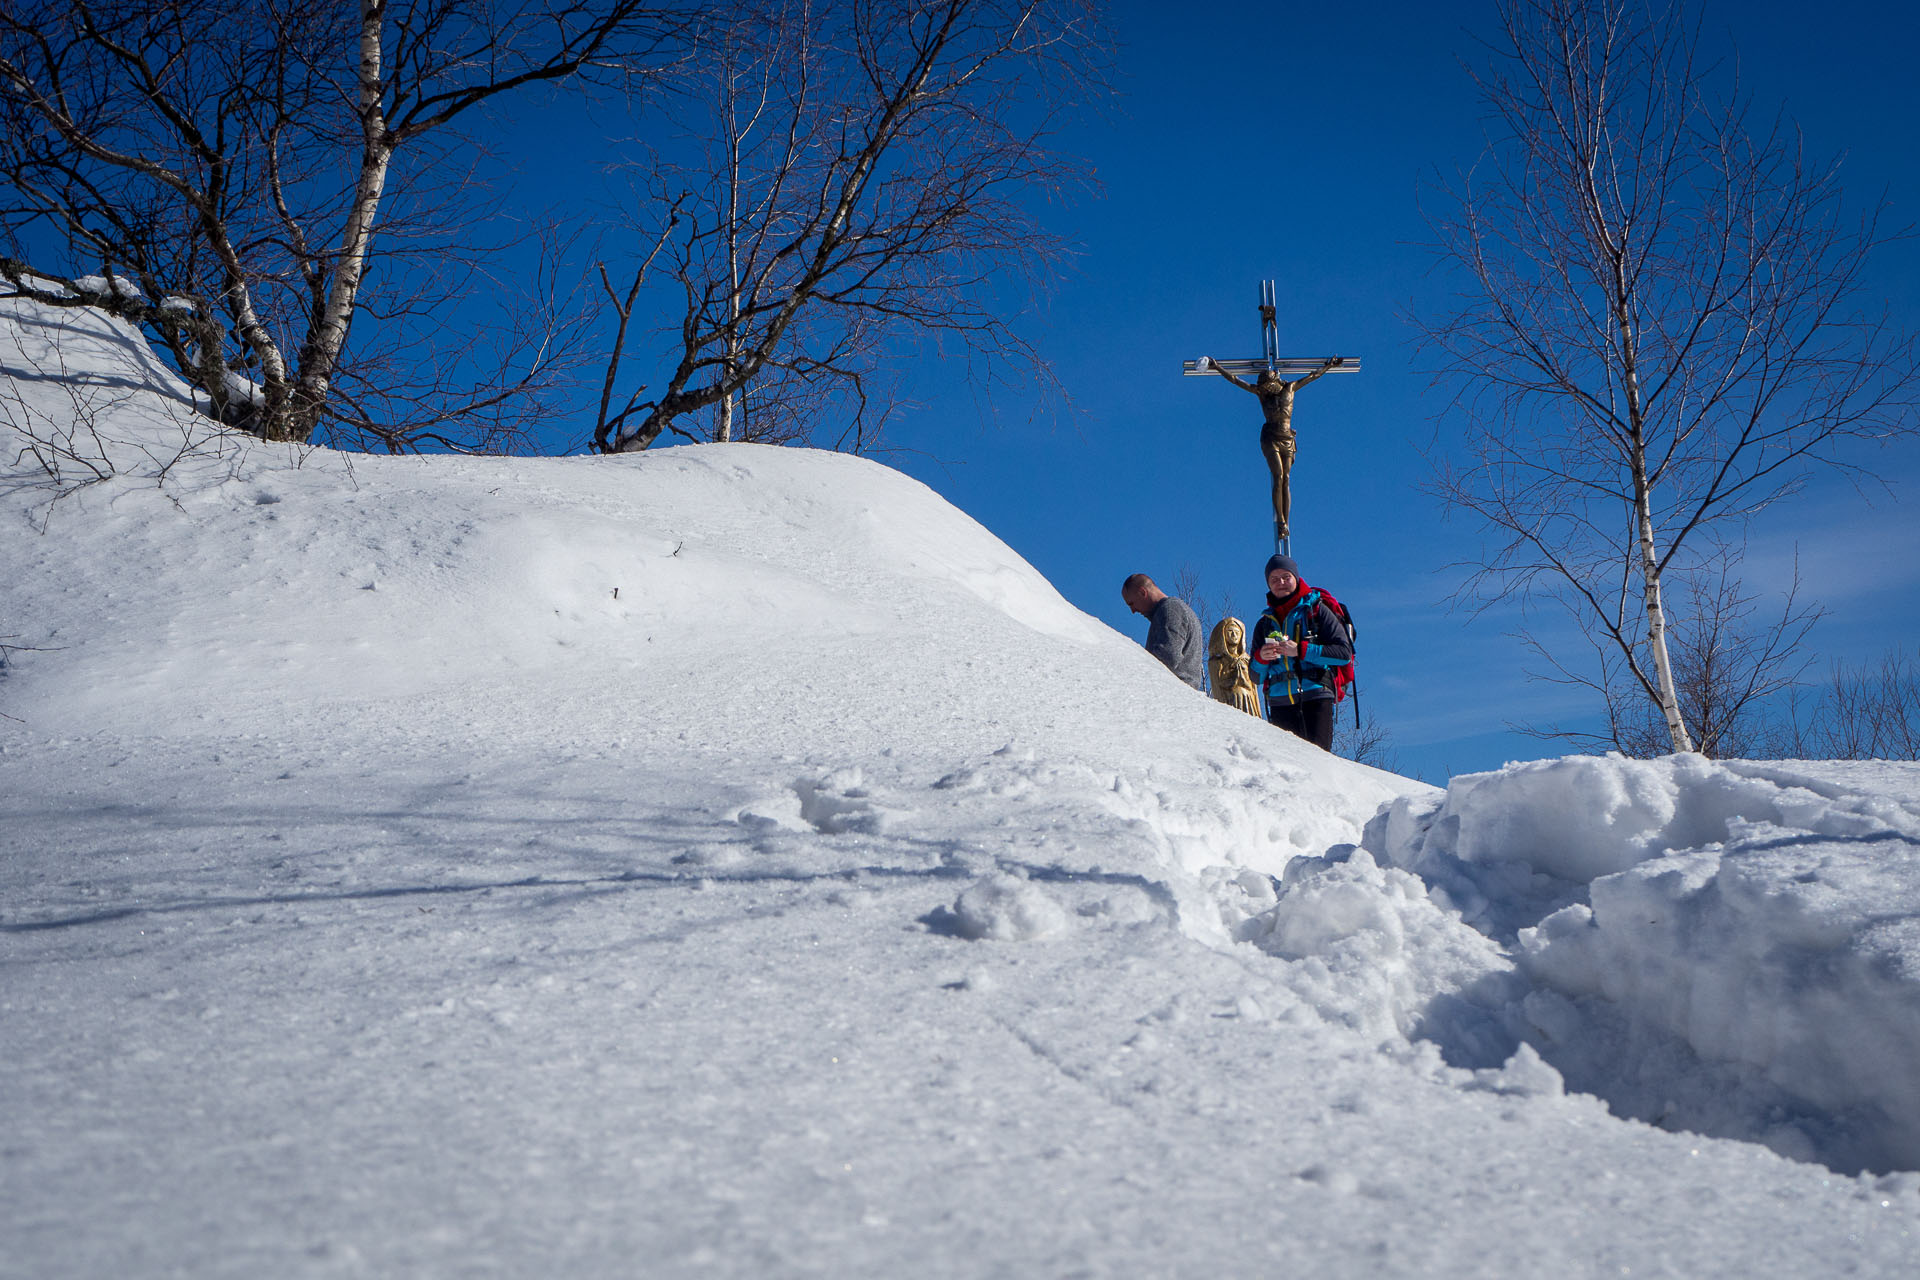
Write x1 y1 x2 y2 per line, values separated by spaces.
1207 617 1261 717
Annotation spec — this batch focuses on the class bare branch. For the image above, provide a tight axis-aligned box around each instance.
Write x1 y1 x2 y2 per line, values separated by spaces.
1415 0 1919 753
594 0 1109 455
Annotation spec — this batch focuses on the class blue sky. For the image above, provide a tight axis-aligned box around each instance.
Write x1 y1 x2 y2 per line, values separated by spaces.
858 0 1920 782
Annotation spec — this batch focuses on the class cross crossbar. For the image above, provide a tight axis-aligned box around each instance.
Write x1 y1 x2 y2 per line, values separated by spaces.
1182 357 1360 377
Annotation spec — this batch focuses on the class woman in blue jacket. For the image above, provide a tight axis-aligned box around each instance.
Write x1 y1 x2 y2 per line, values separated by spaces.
1249 553 1351 750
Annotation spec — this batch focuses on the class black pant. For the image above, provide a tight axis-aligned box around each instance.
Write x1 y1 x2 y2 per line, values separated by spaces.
1269 698 1334 751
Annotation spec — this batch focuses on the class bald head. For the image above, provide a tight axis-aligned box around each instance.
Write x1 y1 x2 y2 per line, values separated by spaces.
1121 573 1166 618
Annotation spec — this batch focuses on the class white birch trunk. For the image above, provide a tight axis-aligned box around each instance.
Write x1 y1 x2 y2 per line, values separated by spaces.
1634 484 1694 752
1624 337 1695 755
717 69 743 443
292 0 395 441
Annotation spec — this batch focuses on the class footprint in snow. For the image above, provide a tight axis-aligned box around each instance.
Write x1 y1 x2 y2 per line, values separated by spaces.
733 767 902 835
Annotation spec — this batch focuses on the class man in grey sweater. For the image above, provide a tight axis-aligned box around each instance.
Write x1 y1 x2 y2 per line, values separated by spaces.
1121 573 1205 690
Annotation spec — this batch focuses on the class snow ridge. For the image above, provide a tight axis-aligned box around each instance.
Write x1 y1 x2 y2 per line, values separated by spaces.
6 296 1919 1276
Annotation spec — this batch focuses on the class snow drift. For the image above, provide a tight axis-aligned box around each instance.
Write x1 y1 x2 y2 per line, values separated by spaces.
6 295 1920 1276
1369 752 1920 1173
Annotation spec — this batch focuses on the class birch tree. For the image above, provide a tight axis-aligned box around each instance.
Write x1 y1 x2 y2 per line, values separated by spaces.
0 0 680 449
1419 0 1917 754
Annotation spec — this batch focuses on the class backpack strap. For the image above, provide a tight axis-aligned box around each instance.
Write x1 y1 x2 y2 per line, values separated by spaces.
1297 591 1327 650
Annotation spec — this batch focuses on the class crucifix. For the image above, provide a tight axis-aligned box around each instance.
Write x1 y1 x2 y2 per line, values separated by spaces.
1183 279 1360 554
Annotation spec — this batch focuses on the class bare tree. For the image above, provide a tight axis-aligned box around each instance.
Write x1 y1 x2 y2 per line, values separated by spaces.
1417 0 1918 754
1604 556 1820 758
1168 561 1211 630
1779 648 1920 761
0 0 682 450
1332 707 1396 772
592 0 1107 455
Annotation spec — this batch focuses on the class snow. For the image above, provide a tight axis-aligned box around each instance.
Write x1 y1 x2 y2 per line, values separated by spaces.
1367 753 1920 1174
4 294 1920 1275
220 367 265 408
951 871 1072 941
70 273 143 300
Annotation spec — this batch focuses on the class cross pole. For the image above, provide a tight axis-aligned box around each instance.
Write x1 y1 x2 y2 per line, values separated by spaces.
1182 279 1360 555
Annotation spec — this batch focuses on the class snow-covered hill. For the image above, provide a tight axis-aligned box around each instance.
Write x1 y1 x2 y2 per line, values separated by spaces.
4 296 1918 1276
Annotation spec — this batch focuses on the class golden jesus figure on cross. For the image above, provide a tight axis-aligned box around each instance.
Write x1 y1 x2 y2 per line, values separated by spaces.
1198 355 1346 542
1184 280 1359 549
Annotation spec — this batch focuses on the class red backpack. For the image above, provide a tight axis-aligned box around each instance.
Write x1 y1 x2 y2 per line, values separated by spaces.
1308 588 1357 705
